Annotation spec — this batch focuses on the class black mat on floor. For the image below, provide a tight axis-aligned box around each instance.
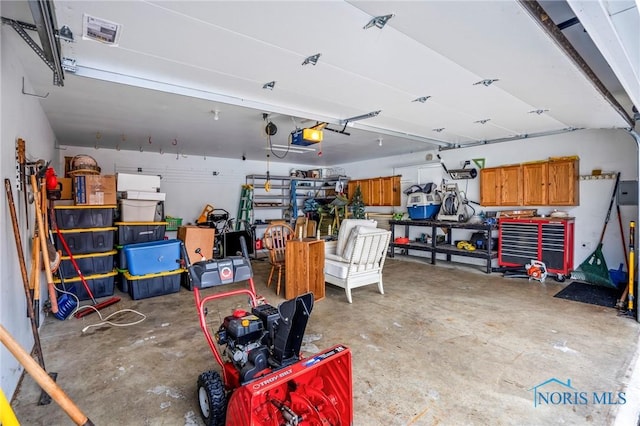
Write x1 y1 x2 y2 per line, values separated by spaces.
554 281 622 308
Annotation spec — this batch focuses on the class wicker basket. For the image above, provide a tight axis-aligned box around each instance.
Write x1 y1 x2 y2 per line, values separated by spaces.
165 217 183 231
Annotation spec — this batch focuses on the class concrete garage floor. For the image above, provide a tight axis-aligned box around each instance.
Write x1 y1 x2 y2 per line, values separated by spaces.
10 257 640 425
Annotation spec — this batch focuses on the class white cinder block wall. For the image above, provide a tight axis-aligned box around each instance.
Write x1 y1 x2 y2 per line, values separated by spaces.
340 129 639 271
1 32 59 397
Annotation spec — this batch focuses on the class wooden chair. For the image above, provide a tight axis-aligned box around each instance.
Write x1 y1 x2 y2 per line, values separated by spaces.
263 222 294 295
294 217 307 239
294 217 318 239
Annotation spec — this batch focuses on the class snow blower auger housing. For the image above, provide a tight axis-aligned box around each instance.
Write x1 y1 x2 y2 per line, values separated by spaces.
188 237 353 426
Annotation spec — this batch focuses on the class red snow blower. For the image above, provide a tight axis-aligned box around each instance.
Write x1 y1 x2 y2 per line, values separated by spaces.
186 237 353 426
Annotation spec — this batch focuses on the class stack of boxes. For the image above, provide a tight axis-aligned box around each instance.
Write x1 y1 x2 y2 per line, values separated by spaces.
53 200 118 301
115 173 185 300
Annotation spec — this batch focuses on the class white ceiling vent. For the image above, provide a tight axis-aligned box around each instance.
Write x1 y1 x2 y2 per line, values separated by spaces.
82 14 122 46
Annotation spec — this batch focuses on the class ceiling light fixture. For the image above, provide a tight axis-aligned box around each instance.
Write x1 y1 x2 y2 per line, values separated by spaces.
363 14 394 29
263 81 276 90
302 53 321 66
412 96 431 103
474 79 499 87
212 110 220 120
270 144 316 152
378 137 383 147
270 147 306 154
265 145 314 154
529 108 549 115
340 110 381 125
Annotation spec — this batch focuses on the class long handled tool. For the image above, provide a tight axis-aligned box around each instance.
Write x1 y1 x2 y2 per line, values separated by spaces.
30 174 59 313
4 178 55 405
571 172 621 287
616 204 630 309
628 221 635 312
17 138 29 230
53 226 120 318
0 325 95 425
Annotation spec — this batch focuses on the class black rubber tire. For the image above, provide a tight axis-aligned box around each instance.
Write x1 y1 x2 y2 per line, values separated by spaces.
555 274 566 283
197 371 227 426
214 239 224 259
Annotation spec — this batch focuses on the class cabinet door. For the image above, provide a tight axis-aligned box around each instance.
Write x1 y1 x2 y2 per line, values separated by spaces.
380 176 401 206
347 180 358 201
359 180 372 205
480 167 500 206
500 165 523 206
370 178 382 206
548 159 579 205
392 175 401 206
523 162 548 205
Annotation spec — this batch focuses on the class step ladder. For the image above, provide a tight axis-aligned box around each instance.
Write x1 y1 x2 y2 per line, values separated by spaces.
236 184 253 230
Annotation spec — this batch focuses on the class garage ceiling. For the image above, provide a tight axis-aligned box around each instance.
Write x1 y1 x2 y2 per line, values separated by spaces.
1 1 636 165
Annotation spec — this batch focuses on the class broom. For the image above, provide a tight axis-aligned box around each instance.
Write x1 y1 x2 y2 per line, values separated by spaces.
570 172 620 288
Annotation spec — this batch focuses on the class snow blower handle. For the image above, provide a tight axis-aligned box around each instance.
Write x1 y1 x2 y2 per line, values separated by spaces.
239 235 249 260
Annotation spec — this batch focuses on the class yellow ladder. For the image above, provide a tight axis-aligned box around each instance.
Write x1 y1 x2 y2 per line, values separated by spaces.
236 184 253 230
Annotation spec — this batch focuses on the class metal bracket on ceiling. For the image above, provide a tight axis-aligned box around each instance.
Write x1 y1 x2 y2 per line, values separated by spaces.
325 123 351 136
1 6 65 86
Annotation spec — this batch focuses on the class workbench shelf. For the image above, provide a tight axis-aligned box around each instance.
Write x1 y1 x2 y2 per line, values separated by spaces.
389 219 498 273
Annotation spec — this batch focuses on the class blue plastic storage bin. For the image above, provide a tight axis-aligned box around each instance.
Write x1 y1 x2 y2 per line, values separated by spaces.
407 205 440 220
123 239 182 276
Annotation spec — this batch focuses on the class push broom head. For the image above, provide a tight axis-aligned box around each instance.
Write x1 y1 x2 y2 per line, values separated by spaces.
74 296 121 319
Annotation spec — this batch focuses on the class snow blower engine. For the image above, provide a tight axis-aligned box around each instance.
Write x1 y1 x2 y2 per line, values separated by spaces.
188 237 353 426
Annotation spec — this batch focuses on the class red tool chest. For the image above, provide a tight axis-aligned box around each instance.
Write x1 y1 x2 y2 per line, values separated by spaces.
498 217 575 277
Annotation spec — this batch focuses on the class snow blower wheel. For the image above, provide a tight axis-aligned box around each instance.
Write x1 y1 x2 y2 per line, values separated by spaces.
197 370 227 426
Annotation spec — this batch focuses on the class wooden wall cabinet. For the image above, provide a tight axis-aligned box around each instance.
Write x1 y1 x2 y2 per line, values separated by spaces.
500 165 523 206
480 158 579 207
480 167 499 206
522 161 548 205
348 175 400 206
479 166 522 206
548 158 579 205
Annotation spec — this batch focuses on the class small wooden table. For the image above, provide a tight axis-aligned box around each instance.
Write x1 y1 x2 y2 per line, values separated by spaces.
285 238 325 301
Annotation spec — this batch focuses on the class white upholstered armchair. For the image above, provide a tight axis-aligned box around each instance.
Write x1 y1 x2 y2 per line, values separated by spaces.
324 219 392 303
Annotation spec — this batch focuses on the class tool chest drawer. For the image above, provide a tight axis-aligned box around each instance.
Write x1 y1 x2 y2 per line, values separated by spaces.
498 217 574 275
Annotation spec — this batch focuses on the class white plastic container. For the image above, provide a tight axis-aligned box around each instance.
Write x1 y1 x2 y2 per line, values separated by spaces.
120 199 158 221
